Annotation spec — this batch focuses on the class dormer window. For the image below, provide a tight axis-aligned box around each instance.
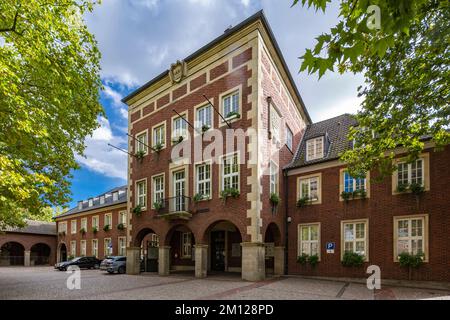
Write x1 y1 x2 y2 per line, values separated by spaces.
306 137 324 161
78 201 83 210
88 198 93 207
112 192 118 201
99 196 105 205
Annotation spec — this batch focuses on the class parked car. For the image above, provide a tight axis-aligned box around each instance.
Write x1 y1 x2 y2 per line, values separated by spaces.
100 256 127 274
56 256 102 271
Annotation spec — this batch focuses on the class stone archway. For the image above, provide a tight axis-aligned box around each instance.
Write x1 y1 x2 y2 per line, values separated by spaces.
30 243 51 266
264 223 284 276
0 242 25 266
58 243 67 262
127 227 160 275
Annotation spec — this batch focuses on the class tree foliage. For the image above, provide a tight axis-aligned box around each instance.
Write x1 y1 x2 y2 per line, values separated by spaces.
293 0 449 178
0 0 103 228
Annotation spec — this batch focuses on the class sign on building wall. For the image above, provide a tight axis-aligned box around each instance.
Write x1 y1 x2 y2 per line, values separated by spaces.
326 242 335 254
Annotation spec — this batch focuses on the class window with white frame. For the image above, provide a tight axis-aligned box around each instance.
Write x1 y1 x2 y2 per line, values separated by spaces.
222 153 239 191
88 198 93 207
104 238 112 257
70 241 76 256
92 216 99 229
269 161 279 194
395 216 426 257
298 224 320 256
80 240 86 256
119 211 127 226
270 106 281 142
299 176 319 201
286 126 293 151
181 232 192 258
153 124 165 147
397 159 424 187
172 115 187 140
100 195 105 205
197 104 212 129
71 220 77 234
118 237 127 256
92 239 98 257
81 218 87 231
343 171 366 193
343 221 368 257
136 180 147 208
58 222 67 233
136 132 148 154
112 192 118 201
306 137 324 161
152 175 164 206
196 163 211 199
104 213 112 227
222 91 239 118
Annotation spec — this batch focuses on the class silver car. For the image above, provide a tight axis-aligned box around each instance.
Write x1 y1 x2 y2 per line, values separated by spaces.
100 256 127 274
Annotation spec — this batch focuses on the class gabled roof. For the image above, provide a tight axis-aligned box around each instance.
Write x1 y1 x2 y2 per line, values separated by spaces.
56 185 127 219
3 220 56 236
285 114 358 169
122 10 311 124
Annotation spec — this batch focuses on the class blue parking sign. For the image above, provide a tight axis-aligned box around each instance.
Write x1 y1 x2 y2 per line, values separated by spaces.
326 242 335 253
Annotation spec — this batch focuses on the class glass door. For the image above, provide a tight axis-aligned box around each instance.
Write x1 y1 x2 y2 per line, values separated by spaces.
173 170 185 211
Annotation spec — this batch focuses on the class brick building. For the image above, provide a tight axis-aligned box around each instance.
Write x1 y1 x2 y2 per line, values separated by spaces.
285 114 450 282
54 186 128 262
0 220 57 266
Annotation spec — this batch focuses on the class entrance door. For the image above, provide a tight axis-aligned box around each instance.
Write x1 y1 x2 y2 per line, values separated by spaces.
173 170 185 211
211 231 225 272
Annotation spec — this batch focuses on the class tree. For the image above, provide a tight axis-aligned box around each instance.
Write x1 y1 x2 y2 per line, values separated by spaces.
293 0 449 178
0 0 103 228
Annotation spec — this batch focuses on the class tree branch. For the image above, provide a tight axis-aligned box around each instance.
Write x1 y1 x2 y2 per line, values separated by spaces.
0 5 22 35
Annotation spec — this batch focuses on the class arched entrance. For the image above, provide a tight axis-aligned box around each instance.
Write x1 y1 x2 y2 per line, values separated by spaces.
58 243 67 262
30 243 51 266
164 225 195 275
0 242 25 266
133 228 160 273
201 220 243 277
264 223 283 276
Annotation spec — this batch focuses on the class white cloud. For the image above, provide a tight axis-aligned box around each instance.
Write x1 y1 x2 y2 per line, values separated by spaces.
103 85 123 107
76 117 127 180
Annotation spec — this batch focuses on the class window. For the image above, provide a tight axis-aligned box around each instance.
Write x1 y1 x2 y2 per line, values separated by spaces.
222 91 239 118
173 170 186 211
222 153 239 191
196 163 211 199
181 232 192 258
269 161 279 194
343 171 366 193
153 124 165 147
92 239 98 257
136 180 147 208
298 224 320 257
81 218 87 231
71 220 77 234
118 237 127 256
270 106 281 142
58 222 67 233
70 241 76 257
286 126 293 151
397 159 424 187
119 211 127 226
78 201 83 210
394 215 428 261
99 196 105 205
306 137 324 161
92 216 99 229
342 220 368 259
136 132 148 154
80 240 86 256
112 191 118 202
104 238 112 257
299 176 320 202
88 198 93 207
152 175 164 206
104 213 112 227
172 115 187 140
196 104 212 129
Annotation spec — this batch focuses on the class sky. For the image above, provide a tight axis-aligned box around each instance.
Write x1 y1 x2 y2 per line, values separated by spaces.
67 0 364 209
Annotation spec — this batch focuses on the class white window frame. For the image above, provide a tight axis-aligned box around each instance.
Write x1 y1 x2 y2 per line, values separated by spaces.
119 211 127 226
92 216 99 229
58 221 67 233
343 171 367 193
118 237 127 256
299 176 320 202
80 218 87 231
286 125 293 151
70 241 76 257
80 240 86 256
104 238 112 257
172 114 188 141
195 162 211 199
298 223 321 259
196 104 213 130
152 123 166 147
341 219 369 261
71 220 77 234
221 153 240 192
92 239 98 257
112 192 118 202
306 137 324 161
135 131 148 154
269 161 279 195
397 158 425 186
222 90 240 119
152 175 164 208
181 232 192 258
136 179 147 209
393 215 428 262
88 198 93 207
104 213 112 228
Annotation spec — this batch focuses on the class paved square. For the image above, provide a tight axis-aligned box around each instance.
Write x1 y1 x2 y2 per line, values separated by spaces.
0 267 449 300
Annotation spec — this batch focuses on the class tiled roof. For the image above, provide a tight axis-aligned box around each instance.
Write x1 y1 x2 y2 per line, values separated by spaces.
285 114 358 169
56 185 127 218
3 220 56 236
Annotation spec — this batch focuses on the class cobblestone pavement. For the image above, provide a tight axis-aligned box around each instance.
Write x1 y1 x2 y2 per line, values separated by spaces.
0 267 449 300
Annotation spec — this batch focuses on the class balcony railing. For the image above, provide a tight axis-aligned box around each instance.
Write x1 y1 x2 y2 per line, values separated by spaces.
155 196 192 220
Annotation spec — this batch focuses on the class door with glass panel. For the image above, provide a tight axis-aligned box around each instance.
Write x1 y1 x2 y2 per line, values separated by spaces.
173 170 185 211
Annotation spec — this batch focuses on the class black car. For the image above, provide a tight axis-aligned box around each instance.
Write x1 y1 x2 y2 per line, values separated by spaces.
56 256 102 271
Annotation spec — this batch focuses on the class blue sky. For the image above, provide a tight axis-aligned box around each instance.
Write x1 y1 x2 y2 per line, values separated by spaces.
66 0 364 209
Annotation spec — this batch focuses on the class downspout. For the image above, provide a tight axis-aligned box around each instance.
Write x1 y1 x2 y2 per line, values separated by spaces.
283 168 289 275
